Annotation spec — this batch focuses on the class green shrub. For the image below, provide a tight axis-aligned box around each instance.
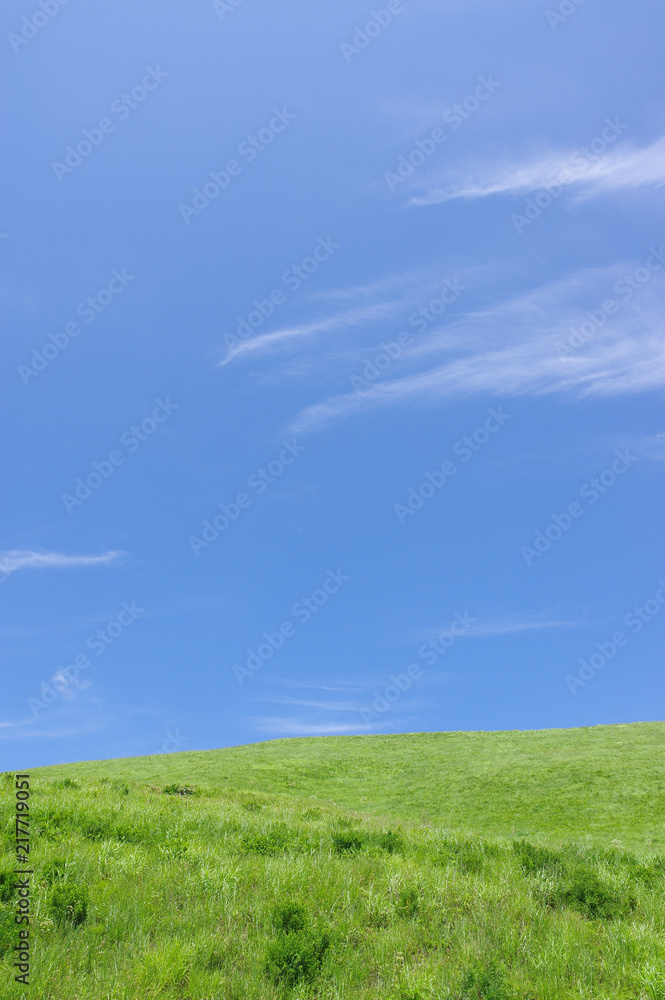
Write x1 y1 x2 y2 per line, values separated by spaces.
615 851 665 886
241 824 290 856
527 846 637 920
388 986 428 1000
162 784 195 796
265 898 329 986
459 960 510 999
270 900 308 933
265 928 330 986
47 882 90 925
513 840 563 875
158 836 189 861
41 858 69 886
242 799 262 812
558 867 635 920
79 815 116 841
336 817 360 828
376 830 404 853
436 838 492 874
110 819 153 845
395 887 420 918
36 807 74 840
193 937 227 971
332 831 365 853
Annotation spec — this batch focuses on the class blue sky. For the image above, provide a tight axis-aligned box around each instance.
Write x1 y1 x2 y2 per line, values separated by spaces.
2 0 664 769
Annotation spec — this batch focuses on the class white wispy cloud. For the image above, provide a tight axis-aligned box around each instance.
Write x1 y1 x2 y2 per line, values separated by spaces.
0 701 161 746
217 263 473 367
308 268 431 303
409 136 665 206
288 263 665 433
51 669 92 696
218 302 403 366
0 716 107 741
247 716 394 736
267 676 368 692
413 613 582 642
466 619 579 636
259 696 364 712
0 549 123 576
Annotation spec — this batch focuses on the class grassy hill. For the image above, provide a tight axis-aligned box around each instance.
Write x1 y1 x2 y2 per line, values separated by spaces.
2 722 665 998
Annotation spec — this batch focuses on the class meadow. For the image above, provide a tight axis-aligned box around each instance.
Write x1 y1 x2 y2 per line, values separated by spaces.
1 721 665 998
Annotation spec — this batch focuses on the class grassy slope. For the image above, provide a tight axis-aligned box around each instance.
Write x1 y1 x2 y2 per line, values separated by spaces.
38 721 665 850
1 722 664 999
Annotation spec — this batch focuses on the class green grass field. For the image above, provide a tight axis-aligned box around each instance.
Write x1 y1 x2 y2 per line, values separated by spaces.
2 722 665 998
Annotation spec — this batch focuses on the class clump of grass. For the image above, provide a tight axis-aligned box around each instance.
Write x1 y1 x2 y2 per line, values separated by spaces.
270 900 308 933
557 866 635 920
458 960 510 999
395 886 420 918
47 882 90 926
265 928 331 987
436 837 500 874
157 836 189 861
375 829 404 853
40 857 69 885
242 799 263 812
36 806 73 841
99 778 130 794
336 816 360 828
202 949 225 971
332 831 365 853
512 839 563 875
162 784 195 796
80 816 116 841
388 985 429 1000
516 842 637 920
617 851 665 885
136 941 193 993
265 900 330 987
241 823 291 856
639 965 665 999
